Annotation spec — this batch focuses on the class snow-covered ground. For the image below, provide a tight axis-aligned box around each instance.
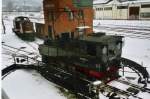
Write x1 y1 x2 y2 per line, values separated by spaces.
122 37 150 68
93 20 150 27
2 13 67 99
93 19 150 99
93 20 150 68
3 70 66 99
2 13 150 99
2 15 43 68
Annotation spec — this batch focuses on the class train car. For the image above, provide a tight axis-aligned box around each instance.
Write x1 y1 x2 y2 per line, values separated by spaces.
39 33 123 82
12 16 35 41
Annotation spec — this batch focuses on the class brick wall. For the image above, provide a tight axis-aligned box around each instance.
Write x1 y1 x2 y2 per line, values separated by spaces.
43 0 93 39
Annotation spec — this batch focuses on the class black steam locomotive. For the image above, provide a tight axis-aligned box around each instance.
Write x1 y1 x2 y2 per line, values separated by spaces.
39 33 123 82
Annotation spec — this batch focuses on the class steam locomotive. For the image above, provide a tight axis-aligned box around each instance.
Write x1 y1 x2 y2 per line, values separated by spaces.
39 33 123 82
12 16 35 41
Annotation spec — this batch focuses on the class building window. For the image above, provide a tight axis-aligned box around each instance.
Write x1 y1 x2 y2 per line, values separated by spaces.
68 11 74 20
64 7 74 20
100 8 103 10
98 8 103 11
96 8 103 11
48 12 55 21
104 7 112 10
140 12 150 18
117 6 128 9
141 4 150 8
78 10 84 19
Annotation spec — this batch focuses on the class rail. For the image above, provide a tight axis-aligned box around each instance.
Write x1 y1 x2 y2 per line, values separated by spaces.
121 57 150 86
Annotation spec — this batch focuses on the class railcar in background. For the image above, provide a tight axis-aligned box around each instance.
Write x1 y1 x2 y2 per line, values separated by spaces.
12 16 35 41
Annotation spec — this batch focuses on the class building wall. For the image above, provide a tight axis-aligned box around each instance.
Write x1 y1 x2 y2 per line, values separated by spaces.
116 9 128 19
140 4 150 20
35 23 45 38
43 0 93 39
94 2 150 20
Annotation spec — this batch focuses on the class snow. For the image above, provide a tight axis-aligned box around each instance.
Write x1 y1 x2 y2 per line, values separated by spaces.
137 92 150 99
2 13 66 99
76 26 91 29
108 80 130 90
122 37 150 68
2 12 150 99
93 19 150 68
93 0 108 4
93 0 150 5
121 0 150 4
93 20 150 27
93 19 150 98
2 70 66 99
2 18 43 68
93 80 102 85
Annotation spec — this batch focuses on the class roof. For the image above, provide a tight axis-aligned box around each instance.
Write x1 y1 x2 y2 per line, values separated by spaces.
80 33 123 43
93 0 107 4
14 16 30 21
93 0 150 5
93 0 113 4
15 16 29 18
76 26 91 29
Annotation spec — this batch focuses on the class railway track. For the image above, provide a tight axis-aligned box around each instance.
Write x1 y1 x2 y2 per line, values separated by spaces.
45 65 149 99
2 43 33 55
2 63 96 99
116 79 150 93
101 84 142 99
2 62 150 99
2 44 150 99
2 39 42 55
121 57 150 85
94 26 150 40
2 43 41 61
94 25 150 32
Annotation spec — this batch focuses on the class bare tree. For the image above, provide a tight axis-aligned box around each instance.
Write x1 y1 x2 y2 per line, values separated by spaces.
2 19 6 34
6 0 14 11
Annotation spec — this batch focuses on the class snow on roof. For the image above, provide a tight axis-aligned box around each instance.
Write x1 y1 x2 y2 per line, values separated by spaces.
93 80 102 86
76 26 91 29
93 0 108 4
122 0 150 4
93 0 150 5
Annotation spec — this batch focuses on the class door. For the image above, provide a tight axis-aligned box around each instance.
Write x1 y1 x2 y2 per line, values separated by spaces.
48 25 52 38
129 7 140 20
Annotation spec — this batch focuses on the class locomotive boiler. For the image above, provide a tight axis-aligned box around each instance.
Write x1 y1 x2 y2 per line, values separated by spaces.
12 16 35 41
39 33 123 82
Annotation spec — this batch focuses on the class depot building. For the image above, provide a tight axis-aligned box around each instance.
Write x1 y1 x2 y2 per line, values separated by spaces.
93 0 150 20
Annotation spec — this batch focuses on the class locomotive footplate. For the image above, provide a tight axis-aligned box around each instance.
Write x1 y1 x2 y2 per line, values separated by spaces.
40 65 97 99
